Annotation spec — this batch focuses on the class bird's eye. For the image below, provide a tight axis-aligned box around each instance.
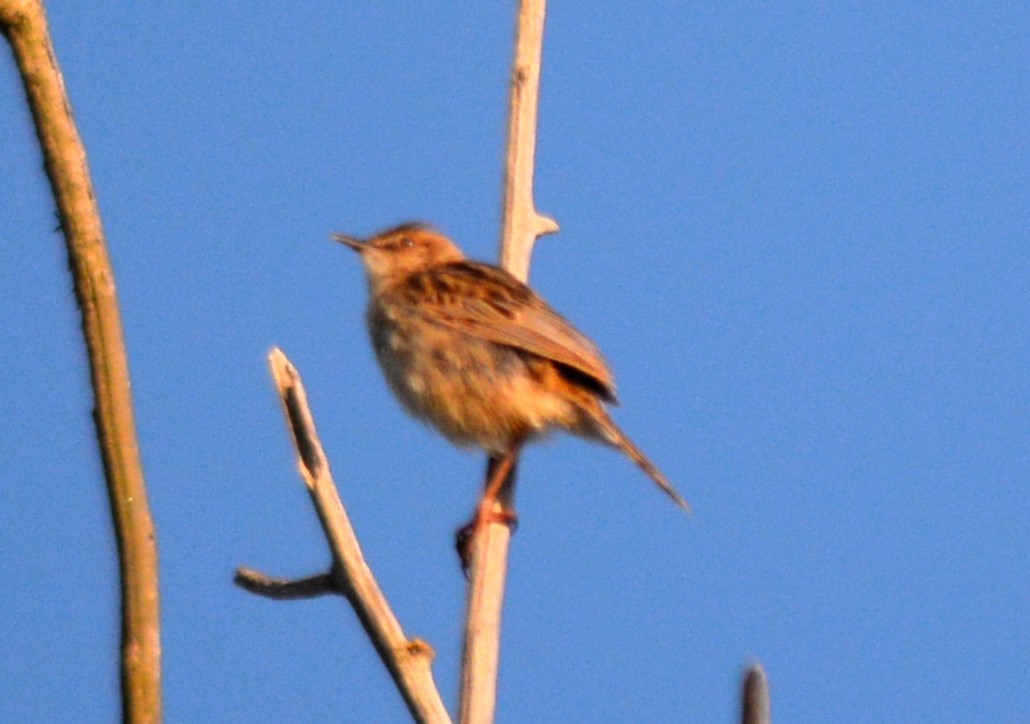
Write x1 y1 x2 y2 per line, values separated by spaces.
401 237 414 248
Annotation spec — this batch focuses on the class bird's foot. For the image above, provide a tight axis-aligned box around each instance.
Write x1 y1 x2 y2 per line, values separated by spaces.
455 504 518 575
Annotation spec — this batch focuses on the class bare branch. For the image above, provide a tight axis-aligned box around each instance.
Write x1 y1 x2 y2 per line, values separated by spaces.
233 568 339 600
498 0 559 284
740 662 771 724
460 1 553 722
457 464 515 724
1 1 161 720
240 348 451 724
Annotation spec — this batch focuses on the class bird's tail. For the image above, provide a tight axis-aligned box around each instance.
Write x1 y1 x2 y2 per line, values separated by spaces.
592 411 690 512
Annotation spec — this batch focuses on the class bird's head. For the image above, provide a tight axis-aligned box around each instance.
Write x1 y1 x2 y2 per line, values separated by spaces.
333 222 465 288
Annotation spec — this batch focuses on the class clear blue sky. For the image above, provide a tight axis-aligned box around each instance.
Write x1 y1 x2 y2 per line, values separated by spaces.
2 3 1026 722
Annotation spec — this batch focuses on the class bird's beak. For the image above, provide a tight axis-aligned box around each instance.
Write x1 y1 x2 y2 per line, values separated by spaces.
331 232 367 252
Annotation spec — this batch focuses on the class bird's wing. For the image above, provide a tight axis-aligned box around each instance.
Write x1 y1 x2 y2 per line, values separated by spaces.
414 262 618 400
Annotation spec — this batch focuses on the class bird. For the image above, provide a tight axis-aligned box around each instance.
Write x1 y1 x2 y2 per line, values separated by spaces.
332 222 688 550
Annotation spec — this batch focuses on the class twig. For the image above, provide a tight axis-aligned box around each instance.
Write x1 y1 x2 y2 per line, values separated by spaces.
0 2 162 721
236 348 450 724
740 662 771 724
233 569 338 600
459 1 554 722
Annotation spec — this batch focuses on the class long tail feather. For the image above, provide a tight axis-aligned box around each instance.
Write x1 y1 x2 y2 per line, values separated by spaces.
594 412 690 512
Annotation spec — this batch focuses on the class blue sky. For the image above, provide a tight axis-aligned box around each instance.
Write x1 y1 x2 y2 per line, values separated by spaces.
1 3 1026 722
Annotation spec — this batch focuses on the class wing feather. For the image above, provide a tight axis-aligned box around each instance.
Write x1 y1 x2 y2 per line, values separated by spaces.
412 262 618 400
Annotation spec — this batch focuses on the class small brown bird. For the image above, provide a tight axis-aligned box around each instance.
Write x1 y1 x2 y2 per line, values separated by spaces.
333 222 688 537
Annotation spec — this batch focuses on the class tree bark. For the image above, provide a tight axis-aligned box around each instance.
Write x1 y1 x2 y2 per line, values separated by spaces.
459 1 556 722
0 2 162 721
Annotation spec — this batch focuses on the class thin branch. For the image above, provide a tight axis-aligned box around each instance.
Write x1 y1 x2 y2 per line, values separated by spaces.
233 569 339 600
238 348 451 724
459 1 554 722
498 0 559 283
0 2 161 721
740 662 771 724
457 463 515 724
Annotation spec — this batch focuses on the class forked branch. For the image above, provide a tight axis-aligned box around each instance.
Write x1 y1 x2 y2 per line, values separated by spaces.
237 2 555 721
235 348 450 724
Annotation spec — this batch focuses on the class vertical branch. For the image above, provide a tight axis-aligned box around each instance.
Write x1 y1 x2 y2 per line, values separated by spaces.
740 663 771 724
460 1 555 722
0 2 162 721
497 0 559 283
457 461 514 724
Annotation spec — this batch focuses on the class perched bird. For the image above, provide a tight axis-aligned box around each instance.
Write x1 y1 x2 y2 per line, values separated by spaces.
333 222 688 540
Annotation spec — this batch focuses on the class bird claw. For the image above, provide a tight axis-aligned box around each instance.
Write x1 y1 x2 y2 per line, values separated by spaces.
455 507 519 575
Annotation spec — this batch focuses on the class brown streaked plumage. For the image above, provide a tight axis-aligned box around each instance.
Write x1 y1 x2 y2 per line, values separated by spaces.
333 222 689 526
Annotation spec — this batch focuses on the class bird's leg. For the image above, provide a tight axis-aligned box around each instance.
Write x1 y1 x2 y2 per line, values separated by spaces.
455 446 520 572
484 450 517 511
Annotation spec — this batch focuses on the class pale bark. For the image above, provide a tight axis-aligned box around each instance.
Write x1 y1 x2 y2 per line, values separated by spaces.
459 1 555 722
0 1 162 721
235 349 451 724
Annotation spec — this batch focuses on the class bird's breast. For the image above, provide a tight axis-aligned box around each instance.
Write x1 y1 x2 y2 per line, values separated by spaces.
364 296 579 452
